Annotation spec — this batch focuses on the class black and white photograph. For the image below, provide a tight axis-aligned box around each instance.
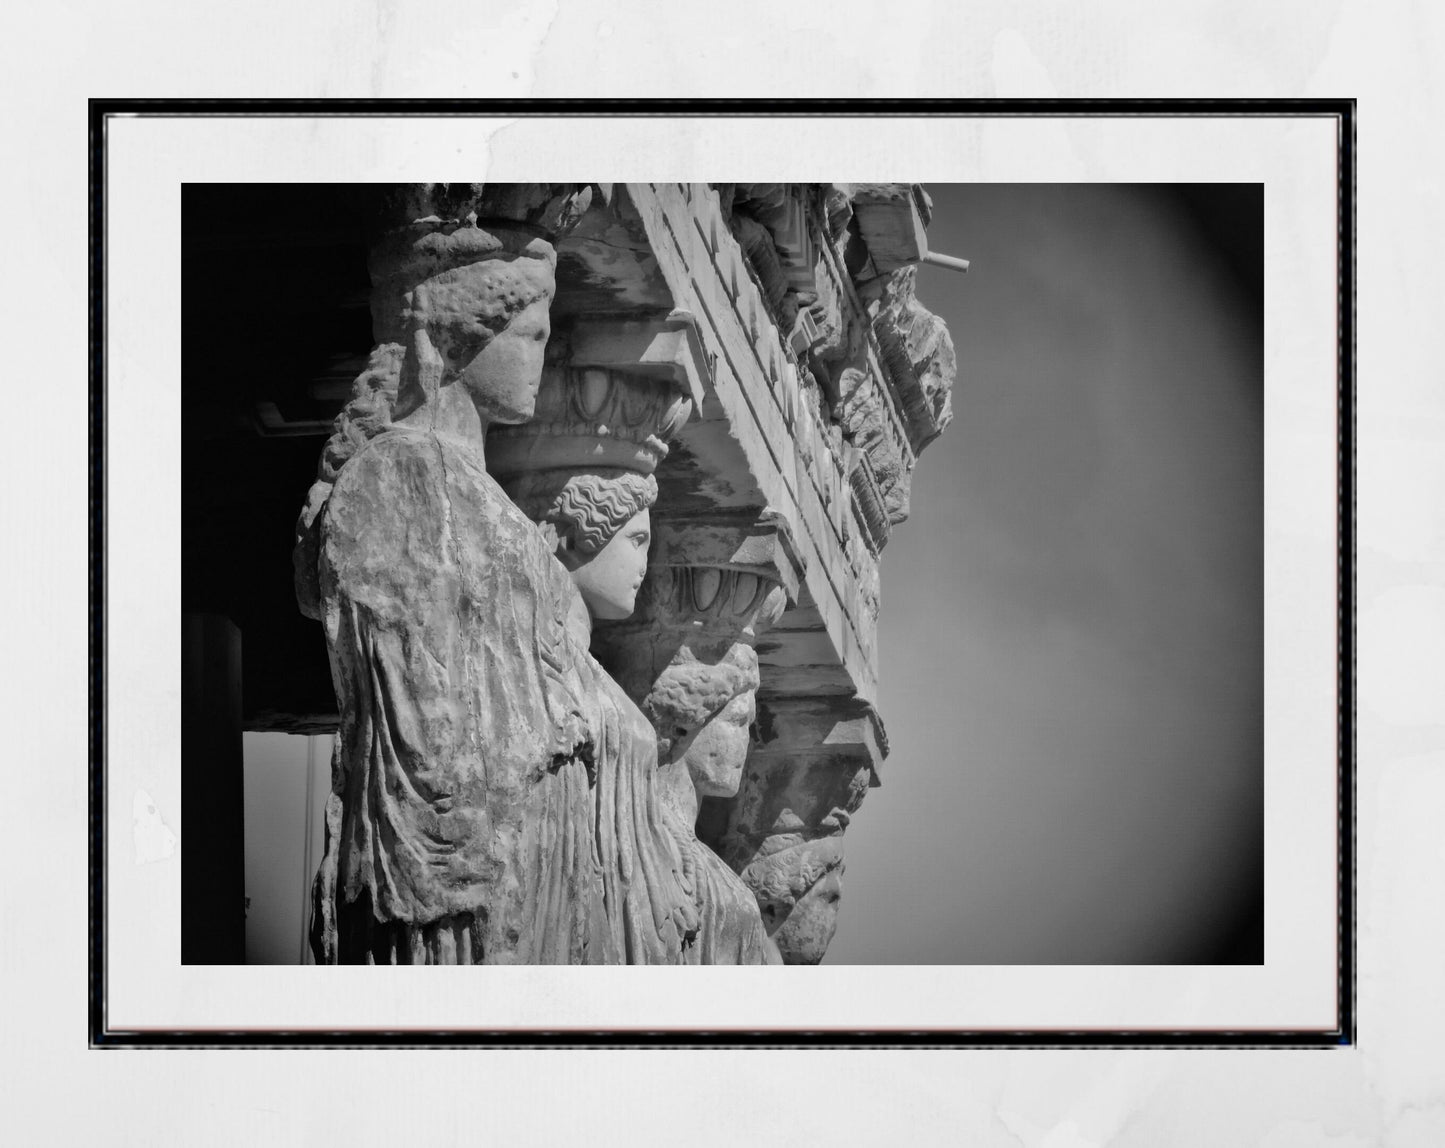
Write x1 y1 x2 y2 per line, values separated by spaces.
83 107 1348 1050
180 179 1265 974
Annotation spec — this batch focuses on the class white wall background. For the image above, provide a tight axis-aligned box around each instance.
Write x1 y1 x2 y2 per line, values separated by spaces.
242 734 329 965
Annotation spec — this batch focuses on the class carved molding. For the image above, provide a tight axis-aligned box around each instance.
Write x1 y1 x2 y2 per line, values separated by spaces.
648 514 804 602
489 365 691 481
642 565 789 643
837 363 915 526
632 183 886 700
595 514 800 701
847 448 891 555
865 265 957 455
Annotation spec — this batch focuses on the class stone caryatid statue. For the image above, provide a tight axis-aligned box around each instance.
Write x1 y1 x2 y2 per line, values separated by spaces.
494 362 768 960
595 558 790 965
293 183 698 964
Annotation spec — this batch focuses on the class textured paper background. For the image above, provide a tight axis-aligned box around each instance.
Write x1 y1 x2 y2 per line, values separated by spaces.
5 1 1440 1143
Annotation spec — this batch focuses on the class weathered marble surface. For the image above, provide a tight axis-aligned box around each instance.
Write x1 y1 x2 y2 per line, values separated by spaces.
847 182 930 273
291 182 959 964
311 423 609 962
297 186 695 963
622 183 961 961
713 694 881 964
498 358 778 963
863 263 956 453
596 561 790 965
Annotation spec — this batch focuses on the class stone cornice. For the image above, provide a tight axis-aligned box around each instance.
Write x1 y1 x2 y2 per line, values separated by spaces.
629 182 883 702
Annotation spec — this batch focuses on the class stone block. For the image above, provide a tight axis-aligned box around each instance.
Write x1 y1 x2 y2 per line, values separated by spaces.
848 182 929 274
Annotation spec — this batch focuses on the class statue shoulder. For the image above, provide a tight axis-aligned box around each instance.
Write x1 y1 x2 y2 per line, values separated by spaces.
335 423 442 479
318 426 579 628
327 427 507 536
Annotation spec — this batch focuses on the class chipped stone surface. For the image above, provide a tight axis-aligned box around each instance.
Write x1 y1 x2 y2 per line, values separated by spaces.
866 264 957 453
310 424 617 963
714 693 881 964
848 182 930 272
594 552 791 966
838 363 914 524
289 183 958 964
298 189 694 964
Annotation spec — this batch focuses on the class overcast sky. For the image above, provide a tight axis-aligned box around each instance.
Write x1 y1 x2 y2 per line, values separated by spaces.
826 184 1264 964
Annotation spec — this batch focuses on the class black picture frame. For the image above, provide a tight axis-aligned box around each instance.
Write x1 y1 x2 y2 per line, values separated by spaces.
89 97 1355 1048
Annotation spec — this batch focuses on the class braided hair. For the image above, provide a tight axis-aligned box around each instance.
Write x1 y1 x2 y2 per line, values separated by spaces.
292 343 403 620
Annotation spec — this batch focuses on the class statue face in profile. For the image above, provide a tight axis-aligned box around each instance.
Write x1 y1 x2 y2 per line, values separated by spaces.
388 261 558 435
455 293 553 426
400 251 558 429
683 688 755 798
567 507 652 621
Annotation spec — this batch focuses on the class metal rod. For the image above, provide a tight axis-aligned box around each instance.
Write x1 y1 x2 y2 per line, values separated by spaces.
921 250 970 274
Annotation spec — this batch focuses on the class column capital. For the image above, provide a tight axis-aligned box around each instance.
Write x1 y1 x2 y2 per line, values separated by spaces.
649 511 804 607
556 311 711 412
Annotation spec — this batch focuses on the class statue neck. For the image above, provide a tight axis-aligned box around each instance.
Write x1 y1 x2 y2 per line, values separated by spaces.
395 383 490 452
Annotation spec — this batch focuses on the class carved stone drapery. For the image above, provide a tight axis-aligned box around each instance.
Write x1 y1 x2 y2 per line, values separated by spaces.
495 311 791 965
593 520 794 965
297 183 640 964
275 183 961 967
490 333 723 964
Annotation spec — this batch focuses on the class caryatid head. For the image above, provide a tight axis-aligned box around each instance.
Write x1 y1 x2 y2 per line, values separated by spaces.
492 363 693 623
624 565 789 798
366 183 598 428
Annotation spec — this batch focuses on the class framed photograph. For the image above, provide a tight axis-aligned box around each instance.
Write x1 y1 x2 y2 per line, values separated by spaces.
92 100 1351 1045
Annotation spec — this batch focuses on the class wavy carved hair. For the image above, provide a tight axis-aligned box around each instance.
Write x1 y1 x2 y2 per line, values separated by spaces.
507 469 658 563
